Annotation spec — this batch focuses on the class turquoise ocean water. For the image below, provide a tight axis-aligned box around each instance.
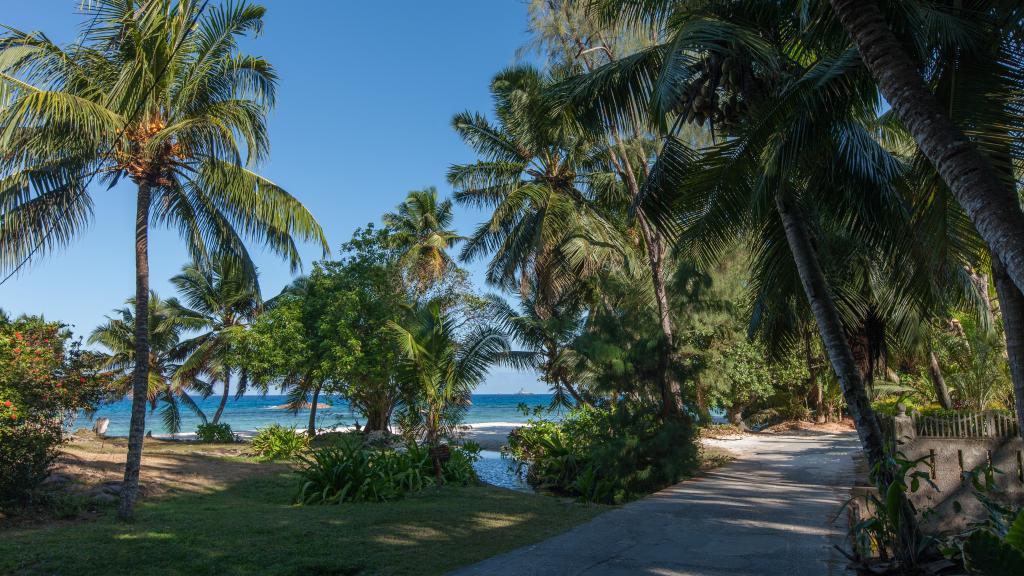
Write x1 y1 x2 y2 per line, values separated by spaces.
78 393 558 437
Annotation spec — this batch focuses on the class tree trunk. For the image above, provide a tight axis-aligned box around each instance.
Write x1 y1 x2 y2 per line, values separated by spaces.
307 383 321 438
830 0 1024 295
119 182 152 521
992 257 1024 435
776 194 885 466
212 371 230 425
805 330 825 423
776 194 920 544
927 348 953 410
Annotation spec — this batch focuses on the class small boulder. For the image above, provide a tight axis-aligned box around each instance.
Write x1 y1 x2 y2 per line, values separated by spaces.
91 492 117 504
41 473 74 487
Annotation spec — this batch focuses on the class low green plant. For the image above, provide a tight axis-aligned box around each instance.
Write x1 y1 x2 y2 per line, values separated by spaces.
506 404 699 504
195 422 236 443
939 467 1024 575
295 435 479 504
845 452 936 571
250 424 309 460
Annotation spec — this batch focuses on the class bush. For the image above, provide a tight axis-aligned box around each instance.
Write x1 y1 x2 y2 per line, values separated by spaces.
0 316 107 506
251 424 309 460
506 404 699 504
295 436 479 504
195 422 236 443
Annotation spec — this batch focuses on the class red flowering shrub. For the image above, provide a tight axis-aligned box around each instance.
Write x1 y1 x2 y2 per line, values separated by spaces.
0 314 108 505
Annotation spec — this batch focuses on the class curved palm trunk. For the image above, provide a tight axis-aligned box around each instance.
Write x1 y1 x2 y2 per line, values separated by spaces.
830 0 1024 295
776 195 885 465
927 348 953 410
119 182 152 521
992 257 1024 435
776 194 920 543
211 371 231 425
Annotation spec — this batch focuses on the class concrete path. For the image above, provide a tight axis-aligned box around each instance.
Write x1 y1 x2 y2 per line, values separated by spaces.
450 431 859 576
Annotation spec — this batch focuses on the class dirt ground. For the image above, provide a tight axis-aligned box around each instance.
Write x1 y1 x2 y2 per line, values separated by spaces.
54 432 287 498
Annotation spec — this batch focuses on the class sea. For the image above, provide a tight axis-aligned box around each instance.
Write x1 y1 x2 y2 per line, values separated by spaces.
76 393 559 437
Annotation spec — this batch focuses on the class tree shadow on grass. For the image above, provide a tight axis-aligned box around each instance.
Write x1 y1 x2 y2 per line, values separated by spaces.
1 468 603 576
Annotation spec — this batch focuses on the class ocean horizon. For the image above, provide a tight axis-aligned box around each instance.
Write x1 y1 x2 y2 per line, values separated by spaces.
78 393 560 437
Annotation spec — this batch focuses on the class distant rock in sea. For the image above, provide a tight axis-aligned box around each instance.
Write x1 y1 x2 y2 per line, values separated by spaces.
270 402 332 410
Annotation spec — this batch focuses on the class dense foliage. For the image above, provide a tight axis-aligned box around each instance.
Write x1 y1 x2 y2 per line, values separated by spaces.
250 424 309 461
295 435 480 504
0 314 107 505
506 405 699 504
194 422 236 443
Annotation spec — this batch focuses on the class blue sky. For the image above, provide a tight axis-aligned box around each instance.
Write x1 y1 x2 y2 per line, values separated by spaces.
0 0 544 393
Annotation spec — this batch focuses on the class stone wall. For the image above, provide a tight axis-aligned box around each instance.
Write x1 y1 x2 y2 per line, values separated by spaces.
889 407 1023 533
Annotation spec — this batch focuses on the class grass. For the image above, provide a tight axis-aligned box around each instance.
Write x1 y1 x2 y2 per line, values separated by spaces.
0 465 603 576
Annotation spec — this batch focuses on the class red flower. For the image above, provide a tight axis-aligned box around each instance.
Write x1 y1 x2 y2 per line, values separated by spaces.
13 347 20 354
14 332 21 340
80 377 86 383
3 400 10 407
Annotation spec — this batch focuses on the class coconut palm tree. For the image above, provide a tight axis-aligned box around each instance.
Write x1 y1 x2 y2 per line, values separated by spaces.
487 291 589 408
827 0 1024 294
0 1 327 518
90 292 208 435
169 258 261 425
448 65 625 305
382 187 462 295
389 299 510 482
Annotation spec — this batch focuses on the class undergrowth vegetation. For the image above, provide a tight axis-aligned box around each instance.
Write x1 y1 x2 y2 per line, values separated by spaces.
295 435 480 504
250 424 309 460
505 405 699 504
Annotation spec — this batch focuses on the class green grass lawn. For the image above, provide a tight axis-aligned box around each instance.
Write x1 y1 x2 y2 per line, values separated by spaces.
0 470 604 576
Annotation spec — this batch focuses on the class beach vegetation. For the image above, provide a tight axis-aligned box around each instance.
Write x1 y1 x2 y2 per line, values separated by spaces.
506 404 698 504
295 435 481 504
250 424 309 461
194 422 236 443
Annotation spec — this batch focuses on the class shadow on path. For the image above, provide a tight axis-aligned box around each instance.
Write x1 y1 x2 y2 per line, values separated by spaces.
449 431 859 576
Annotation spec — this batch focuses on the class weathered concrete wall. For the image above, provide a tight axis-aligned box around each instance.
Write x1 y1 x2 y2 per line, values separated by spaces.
890 409 1023 533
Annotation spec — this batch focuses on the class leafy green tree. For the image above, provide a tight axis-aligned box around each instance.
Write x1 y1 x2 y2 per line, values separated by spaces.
169 258 261 424
389 299 510 481
382 188 462 295
235 270 360 437
0 0 327 518
90 292 208 435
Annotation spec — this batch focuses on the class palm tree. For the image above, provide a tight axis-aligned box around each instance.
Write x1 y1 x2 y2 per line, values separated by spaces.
0 1 327 518
448 66 625 306
90 292 208 435
487 292 589 408
382 187 462 295
827 0 1024 294
169 258 261 425
389 299 510 482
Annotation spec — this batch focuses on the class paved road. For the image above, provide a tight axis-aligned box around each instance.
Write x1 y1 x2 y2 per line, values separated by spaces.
450 432 859 576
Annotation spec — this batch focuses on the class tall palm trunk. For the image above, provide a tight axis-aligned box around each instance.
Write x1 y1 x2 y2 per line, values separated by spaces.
776 194 885 465
212 371 231 425
830 0 1024 295
927 348 953 410
119 182 152 521
992 257 1024 434
777 193 921 544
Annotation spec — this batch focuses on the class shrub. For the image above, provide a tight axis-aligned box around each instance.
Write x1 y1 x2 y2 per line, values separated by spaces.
506 404 700 504
195 422 236 443
295 436 479 504
0 316 107 506
251 424 309 460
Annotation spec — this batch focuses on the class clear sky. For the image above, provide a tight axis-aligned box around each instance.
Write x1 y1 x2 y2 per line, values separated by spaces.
0 0 544 393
